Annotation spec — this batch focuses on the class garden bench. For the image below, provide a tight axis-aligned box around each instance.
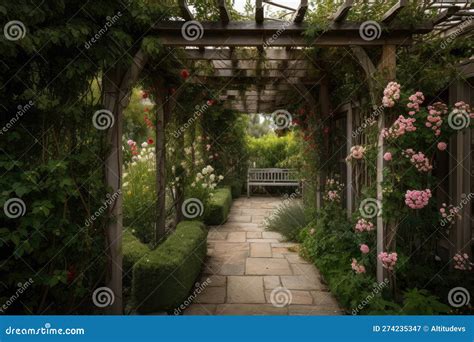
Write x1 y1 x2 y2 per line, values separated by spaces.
247 168 300 197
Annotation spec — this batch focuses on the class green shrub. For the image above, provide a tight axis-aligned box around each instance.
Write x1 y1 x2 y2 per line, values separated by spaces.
228 179 243 198
205 186 232 225
264 201 308 241
132 221 207 313
246 132 300 168
122 229 150 287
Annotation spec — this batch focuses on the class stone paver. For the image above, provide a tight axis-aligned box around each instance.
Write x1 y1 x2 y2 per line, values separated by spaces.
250 243 272 258
186 197 341 315
227 276 265 303
246 258 293 275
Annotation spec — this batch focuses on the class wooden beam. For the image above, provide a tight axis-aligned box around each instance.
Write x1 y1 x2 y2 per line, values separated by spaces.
209 59 313 70
178 0 193 21
381 0 407 24
331 0 353 23
256 0 264 24
180 48 311 61
432 6 459 26
185 68 311 77
293 0 308 23
217 0 230 24
153 21 430 47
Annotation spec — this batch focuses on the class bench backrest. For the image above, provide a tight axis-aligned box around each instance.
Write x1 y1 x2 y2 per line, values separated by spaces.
247 168 299 183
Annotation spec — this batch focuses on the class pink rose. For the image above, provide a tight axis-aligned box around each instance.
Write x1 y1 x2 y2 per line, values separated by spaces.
383 152 392 161
437 142 447 151
360 244 370 254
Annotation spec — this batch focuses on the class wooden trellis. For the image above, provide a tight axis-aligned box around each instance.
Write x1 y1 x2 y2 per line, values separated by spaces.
101 0 472 313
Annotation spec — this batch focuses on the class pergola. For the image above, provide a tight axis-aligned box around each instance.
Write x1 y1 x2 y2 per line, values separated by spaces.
101 0 473 313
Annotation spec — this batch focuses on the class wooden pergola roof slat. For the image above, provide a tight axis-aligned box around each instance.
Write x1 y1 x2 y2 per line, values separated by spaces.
293 0 308 23
217 0 230 24
256 0 264 24
178 0 193 21
381 0 407 24
331 0 354 23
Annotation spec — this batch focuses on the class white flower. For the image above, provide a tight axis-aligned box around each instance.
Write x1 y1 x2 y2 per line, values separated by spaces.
180 161 186 168
150 147 155 152
131 162 137 166
202 168 208 175
218 175 224 180
172 166 176 173
142 142 148 148
206 165 214 172
191 182 196 187
123 173 128 178
137 155 142 160
197 173 203 179
175 177 180 182
202 183 207 188
123 182 129 187
210 174 215 181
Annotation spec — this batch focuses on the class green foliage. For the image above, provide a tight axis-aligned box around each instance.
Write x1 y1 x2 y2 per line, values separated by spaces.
0 0 174 313
264 201 309 242
205 187 233 225
122 229 150 288
400 288 450 315
132 221 207 313
246 132 300 168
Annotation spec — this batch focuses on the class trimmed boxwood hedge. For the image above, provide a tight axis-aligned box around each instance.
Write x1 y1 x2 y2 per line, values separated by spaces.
228 179 243 198
122 229 149 287
132 221 207 313
205 186 233 225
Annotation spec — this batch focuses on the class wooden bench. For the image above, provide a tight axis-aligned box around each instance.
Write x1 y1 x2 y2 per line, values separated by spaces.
247 168 300 197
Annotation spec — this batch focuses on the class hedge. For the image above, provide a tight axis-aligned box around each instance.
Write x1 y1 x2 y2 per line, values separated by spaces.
205 186 233 225
132 221 207 313
228 179 243 198
122 229 149 287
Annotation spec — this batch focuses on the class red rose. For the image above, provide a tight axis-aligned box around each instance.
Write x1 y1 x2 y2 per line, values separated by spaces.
147 138 154 145
180 69 190 79
141 91 148 99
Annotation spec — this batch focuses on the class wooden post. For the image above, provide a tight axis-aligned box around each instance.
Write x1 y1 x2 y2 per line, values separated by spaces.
103 69 124 314
376 44 396 284
102 50 148 314
346 104 353 218
174 112 185 226
319 75 330 207
154 81 167 244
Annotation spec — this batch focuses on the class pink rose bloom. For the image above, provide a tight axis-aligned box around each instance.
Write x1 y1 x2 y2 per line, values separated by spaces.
383 152 392 161
360 244 370 254
437 142 447 151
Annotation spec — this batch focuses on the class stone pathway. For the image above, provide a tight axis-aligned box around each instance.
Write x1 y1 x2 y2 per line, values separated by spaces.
185 197 343 315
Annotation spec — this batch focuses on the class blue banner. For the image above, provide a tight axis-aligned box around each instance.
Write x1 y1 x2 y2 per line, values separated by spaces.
0 316 472 341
